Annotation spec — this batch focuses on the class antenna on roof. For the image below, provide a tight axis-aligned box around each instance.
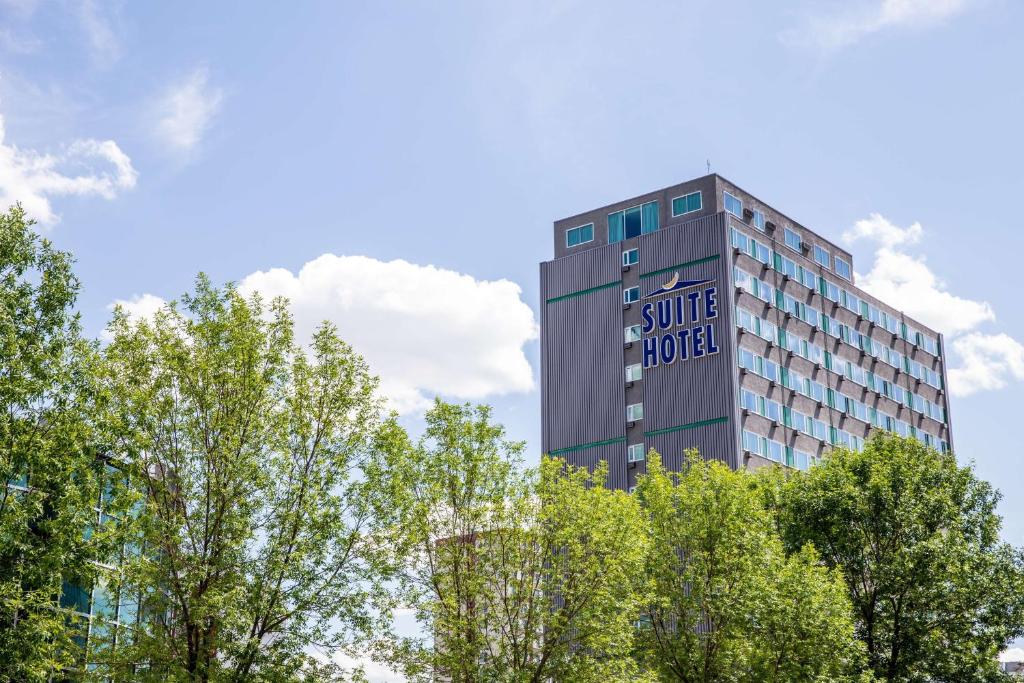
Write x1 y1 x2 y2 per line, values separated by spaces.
706 159 711 174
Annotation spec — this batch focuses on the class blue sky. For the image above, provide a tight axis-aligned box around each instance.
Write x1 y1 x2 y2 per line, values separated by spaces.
2 0 1023 653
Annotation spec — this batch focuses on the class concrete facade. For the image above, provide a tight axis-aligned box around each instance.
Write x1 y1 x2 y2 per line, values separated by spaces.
540 174 952 487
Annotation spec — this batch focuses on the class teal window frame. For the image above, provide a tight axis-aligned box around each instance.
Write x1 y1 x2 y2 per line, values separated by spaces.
671 191 702 217
622 248 639 266
609 201 659 243
623 286 640 304
566 223 594 248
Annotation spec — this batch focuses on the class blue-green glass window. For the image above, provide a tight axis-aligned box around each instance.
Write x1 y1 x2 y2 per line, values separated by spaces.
671 191 702 217
835 256 852 280
609 201 659 242
624 206 642 238
724 191 743 217
565 223 594 248
784 227 802 252
814 245 830 268
623 287 640 304
752 210 765 231
641 201 659 234
60 579 92 615
609 212 624 243
622 248 639 266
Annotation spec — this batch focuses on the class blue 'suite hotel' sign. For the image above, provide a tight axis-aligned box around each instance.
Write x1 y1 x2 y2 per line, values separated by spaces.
641 272 720 369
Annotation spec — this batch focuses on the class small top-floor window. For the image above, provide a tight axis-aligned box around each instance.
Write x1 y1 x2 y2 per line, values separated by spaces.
622 248 639 266
565 223 593 248
752 209 765 231
724 191 743 218
671 191 702 217
835 256 852 281
814 245 830 268
784 227 801 252
623 287 640 304
609 201 659 243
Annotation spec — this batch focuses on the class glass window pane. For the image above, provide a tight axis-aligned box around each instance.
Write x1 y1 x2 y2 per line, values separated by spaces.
624 206 642 238
608 211 624 243
642 201 659 234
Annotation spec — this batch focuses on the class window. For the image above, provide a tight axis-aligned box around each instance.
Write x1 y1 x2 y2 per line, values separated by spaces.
626 403 644 421
625 363 642 382
623 287 640 304
784 227 801 252
671 191 702 216
835 256 852 281
724 191 743 218
752 210 765 231
609 201 659 243
565 223 594 248
622 248 639 266
627 443 645 462
814 245 830 268
625 325 642 343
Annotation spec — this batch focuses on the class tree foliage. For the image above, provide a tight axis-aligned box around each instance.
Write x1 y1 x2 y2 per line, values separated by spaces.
375 401 650 683
768 433 1024 682
97 276 394 682
0 205 133 680
636 451 864 682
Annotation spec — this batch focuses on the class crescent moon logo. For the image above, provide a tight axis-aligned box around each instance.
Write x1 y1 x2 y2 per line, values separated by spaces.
662 272 680 290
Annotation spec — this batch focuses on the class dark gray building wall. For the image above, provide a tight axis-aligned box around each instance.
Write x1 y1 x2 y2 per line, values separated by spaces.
636 213 739 471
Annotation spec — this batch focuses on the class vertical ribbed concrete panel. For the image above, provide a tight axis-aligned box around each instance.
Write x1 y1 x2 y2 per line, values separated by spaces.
540 246 625 487
639 213 739 470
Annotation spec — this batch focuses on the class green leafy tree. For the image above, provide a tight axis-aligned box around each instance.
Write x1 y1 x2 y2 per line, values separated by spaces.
636 451 864 682
375 401 650 682
770 433 1024 682
97 276 396 682
0 206 133 680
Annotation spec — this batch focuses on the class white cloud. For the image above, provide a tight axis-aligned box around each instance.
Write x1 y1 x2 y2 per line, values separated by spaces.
855 247 994 336
0 113 137 226
1001 647 1024 663
235 254 539 414
842 212 923 249
846 213 1024 398
947 333 1024 397
155 67 224 154
782 0 977 51
109 256 539 413
107 293 167 322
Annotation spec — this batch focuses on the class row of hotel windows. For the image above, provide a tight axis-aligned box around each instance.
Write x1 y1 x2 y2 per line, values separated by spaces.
565 192 706 249
724 192 852 280
732 228 941 357
736 307 947 422
741 430 820 471
735 266 943 385
738 348 948 451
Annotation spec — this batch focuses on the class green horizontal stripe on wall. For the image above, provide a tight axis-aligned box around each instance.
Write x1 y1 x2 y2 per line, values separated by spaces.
546 280 621 304
640 254 720 280
644 416 728 438
548 435 626 456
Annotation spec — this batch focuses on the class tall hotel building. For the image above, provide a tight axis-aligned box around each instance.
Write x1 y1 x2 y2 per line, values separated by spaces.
539 175 952 490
